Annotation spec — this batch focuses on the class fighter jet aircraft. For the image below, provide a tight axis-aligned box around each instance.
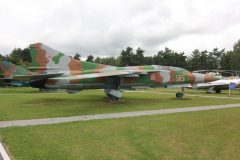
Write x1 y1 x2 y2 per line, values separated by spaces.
191 77 240 93
0 43 220 101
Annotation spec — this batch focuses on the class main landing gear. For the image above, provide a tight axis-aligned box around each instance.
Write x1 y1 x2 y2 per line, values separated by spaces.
215 88 221 94
105 77 123 102
105 89 123 101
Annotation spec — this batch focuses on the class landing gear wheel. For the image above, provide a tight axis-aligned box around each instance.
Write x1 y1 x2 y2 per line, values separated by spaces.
176 92 184 99
215 89 221 94
104 89 122 102
107 94 120 101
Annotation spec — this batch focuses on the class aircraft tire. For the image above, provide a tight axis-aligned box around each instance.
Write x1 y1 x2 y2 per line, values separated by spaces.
107 94 119 101
215 89 221 94
176 92 184 99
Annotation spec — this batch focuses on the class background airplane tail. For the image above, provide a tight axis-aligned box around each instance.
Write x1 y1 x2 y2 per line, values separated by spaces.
0 61 31 79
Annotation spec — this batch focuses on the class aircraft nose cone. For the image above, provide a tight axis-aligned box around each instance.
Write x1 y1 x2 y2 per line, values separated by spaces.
213 75 222 81
192 73 221 83
204 74 222 82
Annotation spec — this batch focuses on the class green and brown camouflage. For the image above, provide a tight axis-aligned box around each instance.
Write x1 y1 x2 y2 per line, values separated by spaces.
0 61 32 86
0 61 34 79
0 43 220 99
0 60 63 86
0 61 32 78
26 43 220 100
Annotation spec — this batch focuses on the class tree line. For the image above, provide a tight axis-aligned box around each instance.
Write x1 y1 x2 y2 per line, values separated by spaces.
86 40 240 71
1 40 240 71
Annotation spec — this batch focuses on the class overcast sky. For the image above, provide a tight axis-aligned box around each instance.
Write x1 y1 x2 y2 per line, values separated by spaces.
0 0 240 57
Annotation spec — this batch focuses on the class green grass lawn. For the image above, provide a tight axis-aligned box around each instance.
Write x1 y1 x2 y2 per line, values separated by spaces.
0 108 239 160
0 87 240 121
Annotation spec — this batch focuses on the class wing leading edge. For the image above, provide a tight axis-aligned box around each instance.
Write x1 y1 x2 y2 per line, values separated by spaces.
51 70 168 80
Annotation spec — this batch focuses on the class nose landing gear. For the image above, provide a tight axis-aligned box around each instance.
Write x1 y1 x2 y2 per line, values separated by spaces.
176 92 184 98
176 87 184 99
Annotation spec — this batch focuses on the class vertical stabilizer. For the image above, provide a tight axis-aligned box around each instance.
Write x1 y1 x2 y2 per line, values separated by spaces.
30 43 82 75
29 43 114 75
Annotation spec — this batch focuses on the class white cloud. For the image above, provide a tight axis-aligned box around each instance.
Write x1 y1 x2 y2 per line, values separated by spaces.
0 0 240 57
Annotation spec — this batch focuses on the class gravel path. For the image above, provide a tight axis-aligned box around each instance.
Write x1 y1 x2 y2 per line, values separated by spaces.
0 103 239 128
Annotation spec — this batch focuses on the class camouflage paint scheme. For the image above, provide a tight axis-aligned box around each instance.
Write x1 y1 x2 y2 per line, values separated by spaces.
0 43 220 100
27 43 220 100
0 61 32 78
191 78 240 93
0 61 32 86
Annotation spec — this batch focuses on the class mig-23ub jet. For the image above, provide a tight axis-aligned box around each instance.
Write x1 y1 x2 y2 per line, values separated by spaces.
191 77 240 93
27 43 221 100
0 43 221 101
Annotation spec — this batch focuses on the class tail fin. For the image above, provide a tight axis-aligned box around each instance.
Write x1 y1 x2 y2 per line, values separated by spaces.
30 43 83 75
0 61 32 79
29 43 113 75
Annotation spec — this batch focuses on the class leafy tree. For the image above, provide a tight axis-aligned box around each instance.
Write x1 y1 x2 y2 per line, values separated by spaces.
153 48 187 68
94 57 101 63
207 48 225 70
187 49 208 71
220 51 232 70
8 48 22 65
0 54 5 62
86 55 94 62
199 50 208 70
230 40 240 70
74 53 81 60
101 57 118 66
144 56 154 65
119 47 135 66
134 47 145 65
21 47 31 66
93 57 120 66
